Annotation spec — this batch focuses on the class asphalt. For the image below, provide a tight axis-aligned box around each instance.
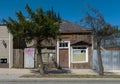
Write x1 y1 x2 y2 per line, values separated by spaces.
0 78 120 81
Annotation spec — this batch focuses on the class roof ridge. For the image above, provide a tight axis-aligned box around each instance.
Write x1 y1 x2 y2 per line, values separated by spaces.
60 20 91 33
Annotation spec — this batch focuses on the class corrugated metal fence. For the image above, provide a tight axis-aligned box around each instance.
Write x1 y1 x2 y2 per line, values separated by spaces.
93 50 120 71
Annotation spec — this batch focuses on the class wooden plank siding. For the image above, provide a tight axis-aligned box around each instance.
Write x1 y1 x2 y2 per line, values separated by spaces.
60 32 93 69
60 33 92 44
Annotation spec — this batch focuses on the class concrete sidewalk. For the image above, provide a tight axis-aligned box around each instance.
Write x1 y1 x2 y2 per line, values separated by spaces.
0 68 120 80
71 69 97 75
0 68 97 79
0 68 36 79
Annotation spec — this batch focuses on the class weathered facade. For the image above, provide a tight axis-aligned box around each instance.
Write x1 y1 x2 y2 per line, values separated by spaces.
57 33 92 69
0 25 13 68
32 20 93 69
56 20 92 69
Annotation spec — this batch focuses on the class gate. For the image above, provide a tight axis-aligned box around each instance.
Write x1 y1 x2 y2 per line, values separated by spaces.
24 48 35 68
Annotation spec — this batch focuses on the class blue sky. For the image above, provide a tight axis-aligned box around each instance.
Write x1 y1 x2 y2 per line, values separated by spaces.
0 0 120 27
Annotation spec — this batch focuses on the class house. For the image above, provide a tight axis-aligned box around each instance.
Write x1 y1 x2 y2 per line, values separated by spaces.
56 20 92 69
33 20 93 69
0 25 13 68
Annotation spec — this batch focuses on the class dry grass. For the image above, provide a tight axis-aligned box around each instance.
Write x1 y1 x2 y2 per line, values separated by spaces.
21 74 120 78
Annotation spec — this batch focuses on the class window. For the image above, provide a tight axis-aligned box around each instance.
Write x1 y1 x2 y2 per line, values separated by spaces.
72 46 88 63
59 42 68 48
42 53 55 63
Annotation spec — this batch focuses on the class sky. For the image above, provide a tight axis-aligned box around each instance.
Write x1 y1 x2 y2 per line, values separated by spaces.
0 0 120 27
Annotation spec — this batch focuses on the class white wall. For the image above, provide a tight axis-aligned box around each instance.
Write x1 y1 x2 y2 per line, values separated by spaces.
0 26 13 68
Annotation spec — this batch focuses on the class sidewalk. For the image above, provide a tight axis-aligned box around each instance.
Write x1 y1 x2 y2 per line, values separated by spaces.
71 69 97 75
0 68 35 79
0 68 97 79
104 70 120 75
0 68 120 80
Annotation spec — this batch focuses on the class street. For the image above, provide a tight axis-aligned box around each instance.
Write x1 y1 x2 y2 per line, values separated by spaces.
0 79 120 84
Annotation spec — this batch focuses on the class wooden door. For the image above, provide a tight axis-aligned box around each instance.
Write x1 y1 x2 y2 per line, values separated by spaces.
59 49 69 68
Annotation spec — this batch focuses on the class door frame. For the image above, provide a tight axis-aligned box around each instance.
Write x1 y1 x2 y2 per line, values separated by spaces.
57 41 70 69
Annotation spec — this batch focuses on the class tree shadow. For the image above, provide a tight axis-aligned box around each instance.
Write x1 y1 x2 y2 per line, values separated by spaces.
30 68 71 74
104 72 117 75
45 68 71 74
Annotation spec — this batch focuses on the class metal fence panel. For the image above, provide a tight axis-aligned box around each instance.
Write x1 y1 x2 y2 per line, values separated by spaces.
93 50 120 71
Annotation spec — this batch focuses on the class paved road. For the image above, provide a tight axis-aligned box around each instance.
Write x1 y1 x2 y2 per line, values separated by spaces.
0 79 120 84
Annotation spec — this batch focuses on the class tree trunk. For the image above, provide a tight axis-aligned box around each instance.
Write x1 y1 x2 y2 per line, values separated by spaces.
97 42 104 75
33 37 45 74
37 47 45 74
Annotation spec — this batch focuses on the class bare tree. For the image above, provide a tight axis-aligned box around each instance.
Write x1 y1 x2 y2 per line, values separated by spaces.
80 5 115 75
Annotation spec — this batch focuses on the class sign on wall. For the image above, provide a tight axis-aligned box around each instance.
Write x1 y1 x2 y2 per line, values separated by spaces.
24 48 35 68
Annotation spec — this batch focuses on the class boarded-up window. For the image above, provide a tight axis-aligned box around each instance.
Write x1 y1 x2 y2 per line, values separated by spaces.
42 53 55 63
41 47 56 63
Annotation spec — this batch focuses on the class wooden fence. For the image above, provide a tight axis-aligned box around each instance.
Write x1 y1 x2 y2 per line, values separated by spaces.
13 49 56 68
13 49 24 68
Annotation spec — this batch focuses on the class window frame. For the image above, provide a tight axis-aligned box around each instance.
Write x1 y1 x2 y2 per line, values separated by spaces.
71 46 88 63
59 41 69 49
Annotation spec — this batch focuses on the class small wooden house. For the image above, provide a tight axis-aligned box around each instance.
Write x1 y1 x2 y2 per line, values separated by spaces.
56 20 92 69
36 20 93 69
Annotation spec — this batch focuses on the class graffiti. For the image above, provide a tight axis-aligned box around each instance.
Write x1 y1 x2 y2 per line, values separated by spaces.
24 48 34 59
2 40 7 48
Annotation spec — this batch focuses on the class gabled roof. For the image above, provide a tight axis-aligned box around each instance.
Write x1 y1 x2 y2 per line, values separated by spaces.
60 20 91 33
71 40 91 46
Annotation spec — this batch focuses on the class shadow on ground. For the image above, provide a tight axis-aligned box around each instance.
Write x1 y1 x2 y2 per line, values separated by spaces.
93 69 118 75
30 68 71 74
104 72 117 75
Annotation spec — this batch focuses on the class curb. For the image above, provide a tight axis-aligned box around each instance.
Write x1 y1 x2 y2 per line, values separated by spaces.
0 78 120 82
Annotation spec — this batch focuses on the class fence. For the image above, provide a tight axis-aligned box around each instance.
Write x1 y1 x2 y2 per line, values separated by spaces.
13 48 57 68
93 50 120 71
13 49 24 68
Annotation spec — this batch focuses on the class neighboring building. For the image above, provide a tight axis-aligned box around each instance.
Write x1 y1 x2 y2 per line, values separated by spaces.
0 25 13 68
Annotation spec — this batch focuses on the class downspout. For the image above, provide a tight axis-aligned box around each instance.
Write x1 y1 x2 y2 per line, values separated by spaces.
9 32 11 68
